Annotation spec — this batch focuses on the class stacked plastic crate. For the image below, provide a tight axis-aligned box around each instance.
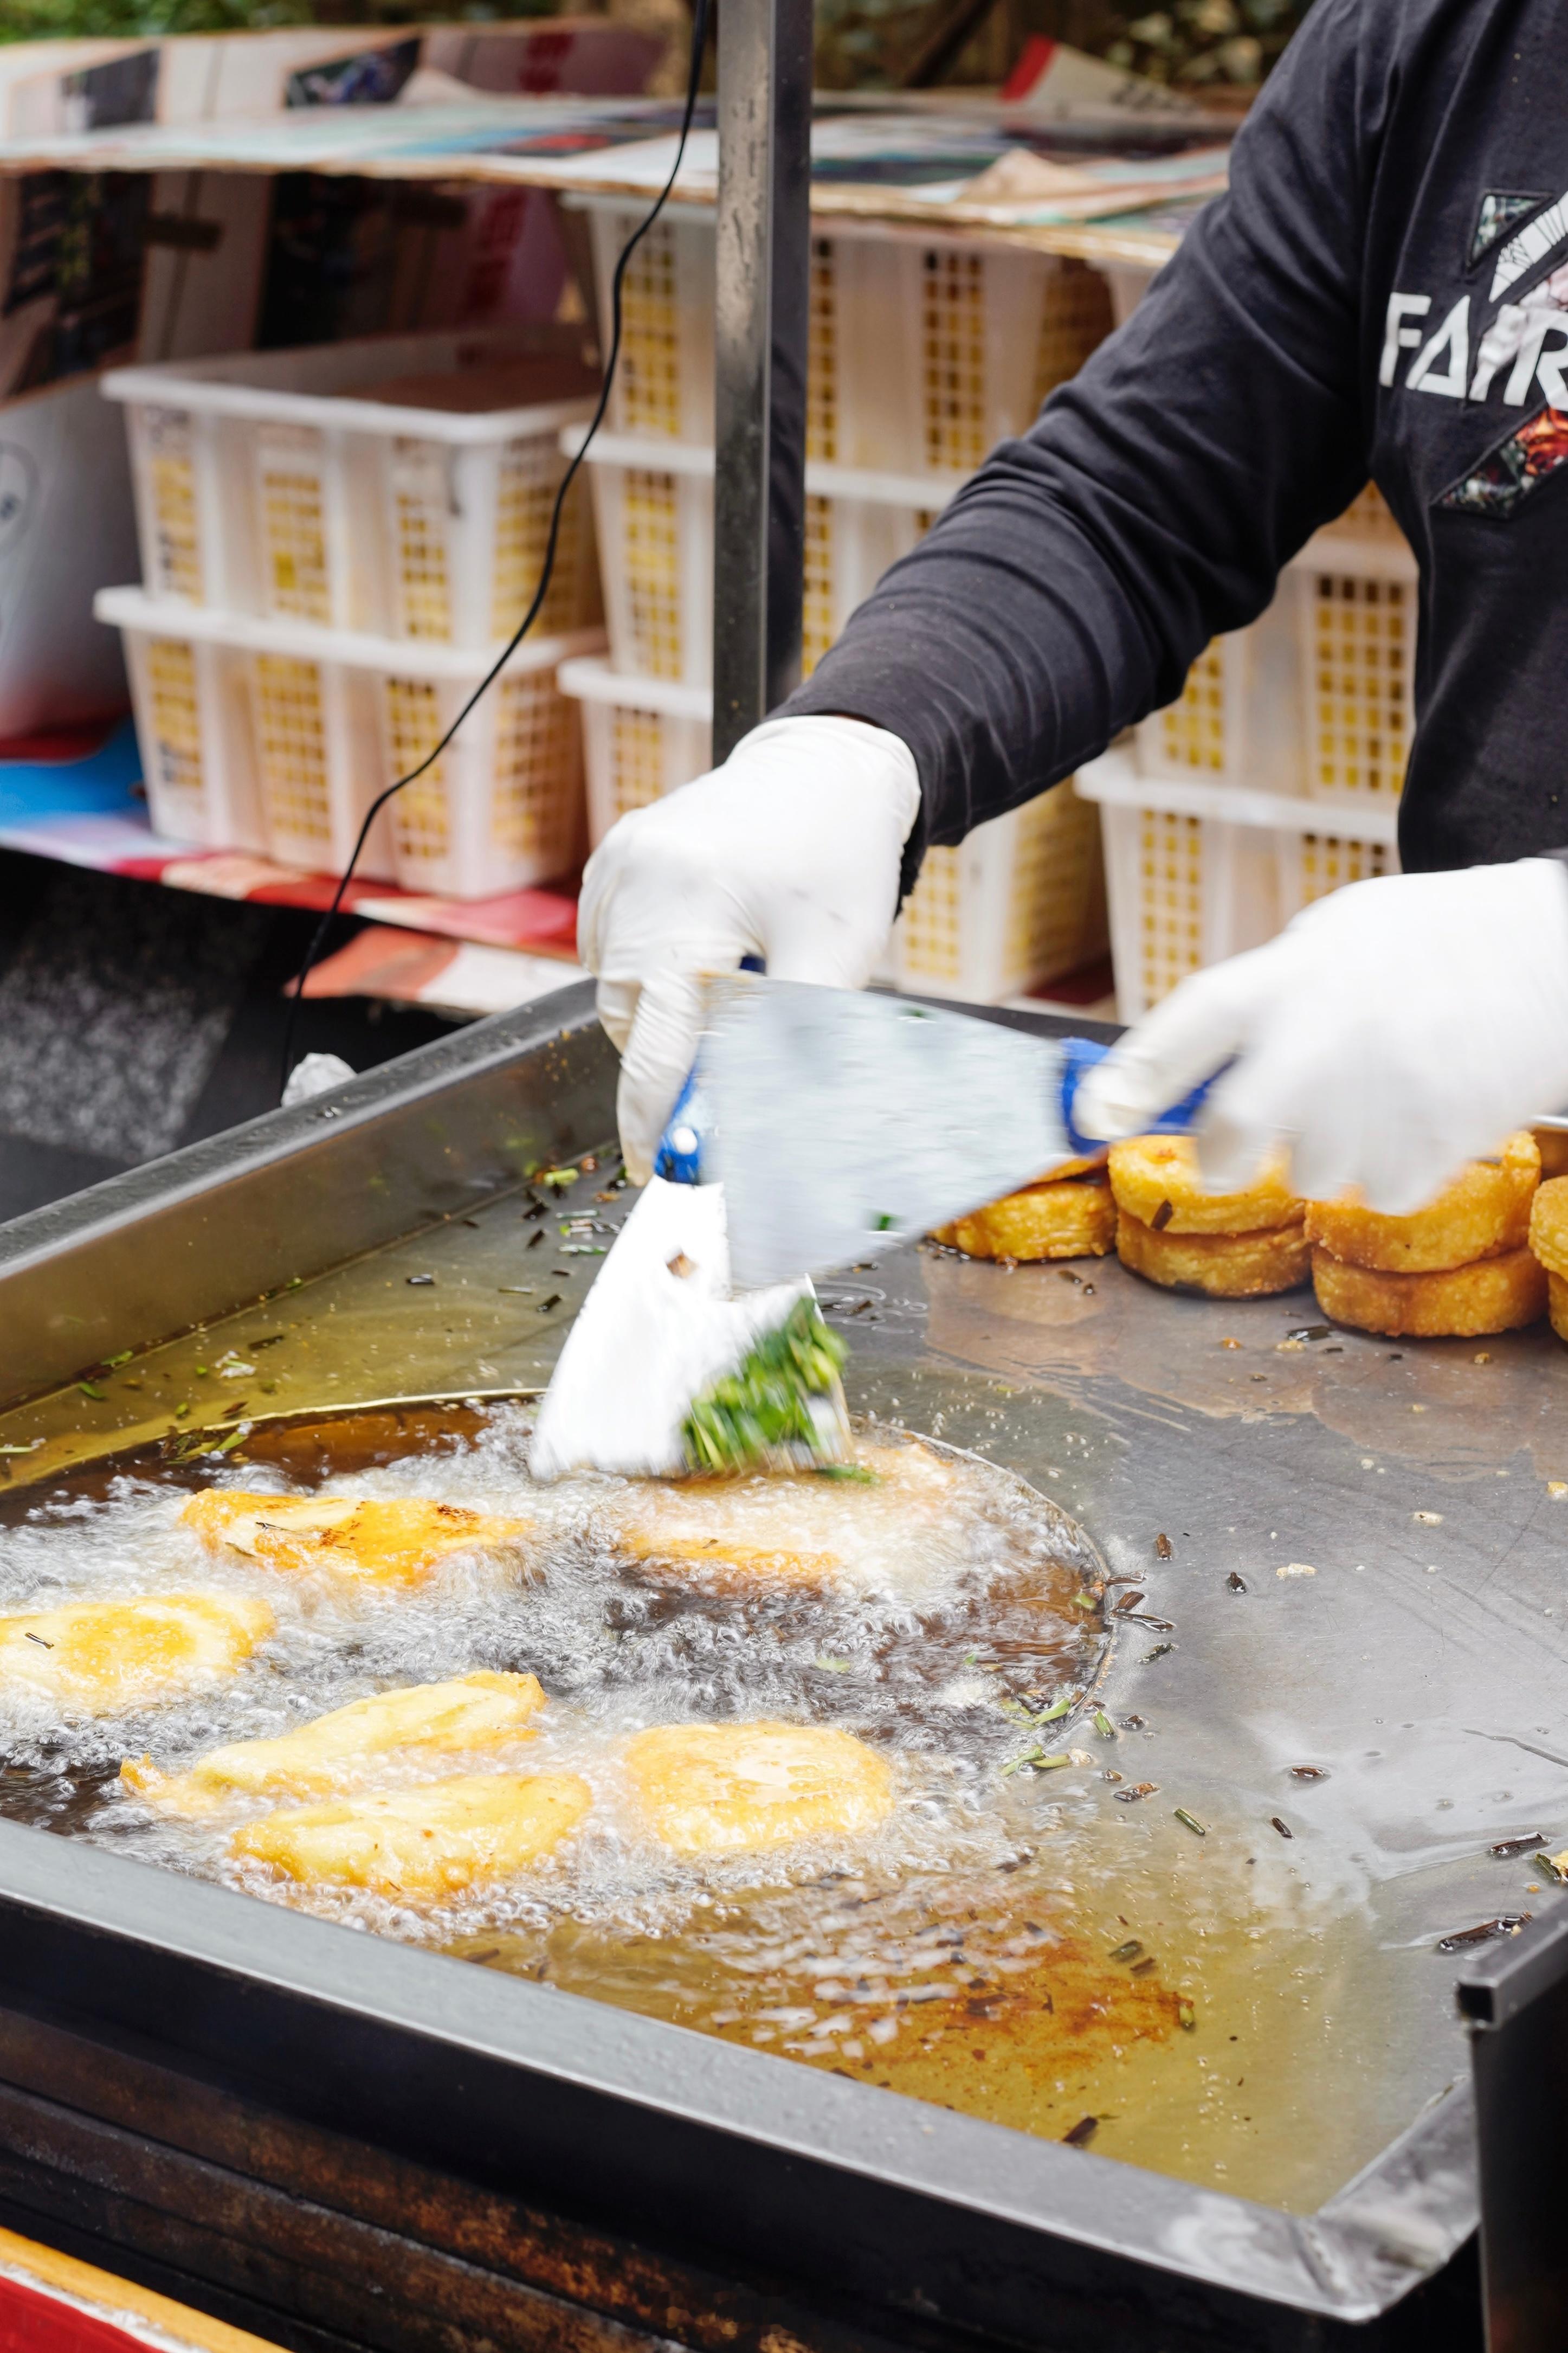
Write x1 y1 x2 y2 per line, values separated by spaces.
558 205 1115 1002
94 329 608 900
1076 481 1416 1018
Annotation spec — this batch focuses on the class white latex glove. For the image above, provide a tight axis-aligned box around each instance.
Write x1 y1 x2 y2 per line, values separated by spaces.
1074 859 1568 1215
579 713 921 1182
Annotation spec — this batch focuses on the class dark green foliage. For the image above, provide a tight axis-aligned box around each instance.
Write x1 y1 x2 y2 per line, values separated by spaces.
0 0 545 41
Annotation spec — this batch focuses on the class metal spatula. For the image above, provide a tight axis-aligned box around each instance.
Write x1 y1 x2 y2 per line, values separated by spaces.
687 976 1210 1289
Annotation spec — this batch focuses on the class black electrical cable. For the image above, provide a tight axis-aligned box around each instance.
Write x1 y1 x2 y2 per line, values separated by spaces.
279 0 713 1100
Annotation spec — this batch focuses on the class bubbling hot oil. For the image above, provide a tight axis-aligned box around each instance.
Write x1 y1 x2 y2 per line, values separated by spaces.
0 1407 1343 2207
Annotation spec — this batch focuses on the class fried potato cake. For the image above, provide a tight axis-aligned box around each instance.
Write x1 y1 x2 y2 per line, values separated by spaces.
1548 1270 1568 1346
122 1670 546 1812
625 1721 893 1854
1107 1136 1301 1235
1528 1174 1568 1280
1117 1212 1311 1298
182 1490 532 1584
0 1593 274 1714
1313 1244 1547 1338
233 1771 590 1897
1307 1132 1539 1272
933 1175 1116 1262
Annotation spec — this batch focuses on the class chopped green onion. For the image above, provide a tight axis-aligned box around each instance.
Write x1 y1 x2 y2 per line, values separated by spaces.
682 1298 847 1474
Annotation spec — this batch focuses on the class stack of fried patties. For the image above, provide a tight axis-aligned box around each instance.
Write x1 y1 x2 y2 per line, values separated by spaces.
1307 1132 1545 1338
1107 1136 1308 1298
932 1152 1115 1264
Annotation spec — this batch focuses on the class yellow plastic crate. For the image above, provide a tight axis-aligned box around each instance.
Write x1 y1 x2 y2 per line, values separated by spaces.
1275 826 1395 915
1139 638 1244 780
583 204 1114 479
99 586 603 895
1299 567 1414 809
112 609 266 852
1077 751 1402 1019
1095 799 1282 1019
559 654 712 847
105 329 602 651
892 779 1108 1004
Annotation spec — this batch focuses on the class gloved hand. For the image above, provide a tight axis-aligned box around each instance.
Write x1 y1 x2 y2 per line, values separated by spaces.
1074 858 1568 1214
579 714 920 1182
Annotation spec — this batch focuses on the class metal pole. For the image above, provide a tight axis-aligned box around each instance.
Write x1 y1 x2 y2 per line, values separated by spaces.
711 0 812 763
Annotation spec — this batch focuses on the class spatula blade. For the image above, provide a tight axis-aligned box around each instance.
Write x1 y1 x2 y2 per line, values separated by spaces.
701 978 1073 1287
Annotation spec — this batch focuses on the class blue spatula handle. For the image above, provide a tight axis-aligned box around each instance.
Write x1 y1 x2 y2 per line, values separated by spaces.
655 1070 708 1184
652 957 763 1184
1057 1037 1216 1155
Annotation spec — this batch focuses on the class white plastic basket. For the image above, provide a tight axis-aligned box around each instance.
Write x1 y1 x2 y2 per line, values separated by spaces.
1132 578 1307 792
892 780 1108 1003
559 654 712 846
97 585 604 898
1134 490 1417 805
1077 748 1401 1020
1286 520 1417 814
571 428 954 689
115 621 269 856
102 327 602 651
577 201 1114 474
1274 824 1396 919
560 655 1105 1002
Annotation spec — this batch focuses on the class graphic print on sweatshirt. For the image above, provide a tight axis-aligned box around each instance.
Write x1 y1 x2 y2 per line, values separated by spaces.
1387 183 1568 518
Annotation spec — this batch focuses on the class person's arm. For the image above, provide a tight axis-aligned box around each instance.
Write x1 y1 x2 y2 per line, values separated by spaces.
786 0 1376 892
583 0 1391 1182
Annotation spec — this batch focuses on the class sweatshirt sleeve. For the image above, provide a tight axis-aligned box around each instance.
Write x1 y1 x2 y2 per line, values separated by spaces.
783 0 1379 894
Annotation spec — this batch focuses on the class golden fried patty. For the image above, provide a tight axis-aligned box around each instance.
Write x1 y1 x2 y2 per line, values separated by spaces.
182 1490 532 1584
933 1175 1116 1262
122 1670 546 1811
233 1771 590 1897
0 1593 274 1714
1548 1269 1568 1347
1528 1174 1568 1280
625 1721 893 1854
1107 1135 1301 1235
1307 1132 1539 1273
1313 1244 1547 1338
1117 1212 1311 1298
